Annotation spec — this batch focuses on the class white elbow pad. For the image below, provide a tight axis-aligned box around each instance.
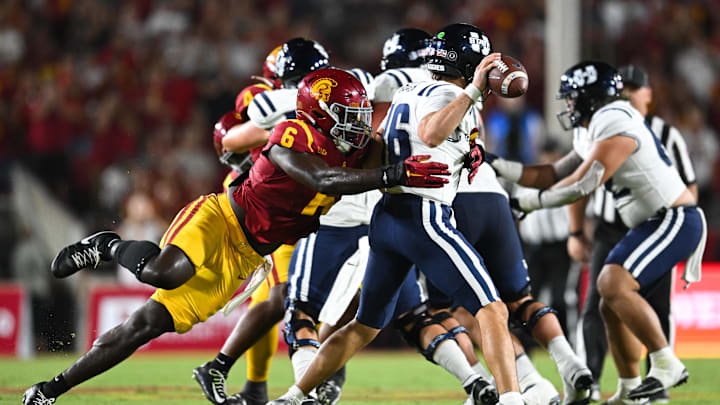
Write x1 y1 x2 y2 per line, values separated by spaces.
539 160 605 208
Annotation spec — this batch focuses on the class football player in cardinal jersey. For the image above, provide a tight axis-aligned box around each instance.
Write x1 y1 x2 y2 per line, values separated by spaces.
24 68 450 405
196 39 375 405
488 61 705 404
194 47 287 405
270 23 530 405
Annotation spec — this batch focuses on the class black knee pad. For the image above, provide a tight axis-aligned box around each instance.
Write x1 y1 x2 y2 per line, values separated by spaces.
511 299 558 333
115 240 161 280
395 303 456 363
283 301 320 357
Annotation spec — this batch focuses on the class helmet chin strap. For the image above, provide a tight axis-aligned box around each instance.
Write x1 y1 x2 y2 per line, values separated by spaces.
318 99 340 122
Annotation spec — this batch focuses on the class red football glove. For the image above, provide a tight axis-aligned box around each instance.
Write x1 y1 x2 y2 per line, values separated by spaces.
381 155 450 188
464 141 486 184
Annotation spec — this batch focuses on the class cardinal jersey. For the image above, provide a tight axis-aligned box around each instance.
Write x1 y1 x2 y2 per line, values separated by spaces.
234 119 367 245
373 67 432 103
573 100 686 228
381 81 477 205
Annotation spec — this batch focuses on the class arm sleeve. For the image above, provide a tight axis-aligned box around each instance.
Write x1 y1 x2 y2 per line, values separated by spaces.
266 120 317 154
668 126 697 185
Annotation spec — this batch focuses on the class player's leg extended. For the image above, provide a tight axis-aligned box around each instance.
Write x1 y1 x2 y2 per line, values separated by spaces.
271 218 414 404
394 293 498 405
451 304 561 405
23 299 175 403
599 206 704 399
460 193 590 404
412 199 520 404
599 295 646 404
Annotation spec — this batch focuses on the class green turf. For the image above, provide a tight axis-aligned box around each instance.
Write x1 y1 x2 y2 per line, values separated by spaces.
1 350 719 404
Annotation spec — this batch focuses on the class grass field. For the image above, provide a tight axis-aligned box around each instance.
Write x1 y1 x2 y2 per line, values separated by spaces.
1 351 719 404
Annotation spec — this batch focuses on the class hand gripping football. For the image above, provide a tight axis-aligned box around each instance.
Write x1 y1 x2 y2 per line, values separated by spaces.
487 55 529 98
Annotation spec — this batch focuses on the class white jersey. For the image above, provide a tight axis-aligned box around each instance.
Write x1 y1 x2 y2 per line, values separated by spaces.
382 80 477 206
589 113 697 225
573 100 686 228
372 67 432 103
246 88 297 130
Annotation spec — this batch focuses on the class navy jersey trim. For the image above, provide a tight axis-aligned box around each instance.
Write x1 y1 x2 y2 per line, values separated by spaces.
252 98 267 117
398 69 412 82
259 92 276 113
386 72 403 87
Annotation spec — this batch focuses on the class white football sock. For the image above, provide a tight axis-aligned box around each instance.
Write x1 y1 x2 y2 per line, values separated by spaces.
291 347 317 383
619 376 641 391
432 339 478 388
498 391 524 405
547 336 579 377
279 385 305 404
648 346 685 386
515 352 538 382
471 361 494 383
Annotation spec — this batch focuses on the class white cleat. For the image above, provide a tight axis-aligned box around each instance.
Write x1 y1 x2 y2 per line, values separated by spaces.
519 372 561 405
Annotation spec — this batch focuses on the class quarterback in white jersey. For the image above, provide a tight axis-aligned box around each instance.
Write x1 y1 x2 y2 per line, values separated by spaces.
490 61 705 404
271 23 531 405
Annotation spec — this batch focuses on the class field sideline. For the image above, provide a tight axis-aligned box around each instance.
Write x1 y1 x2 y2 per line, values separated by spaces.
1 351 719 404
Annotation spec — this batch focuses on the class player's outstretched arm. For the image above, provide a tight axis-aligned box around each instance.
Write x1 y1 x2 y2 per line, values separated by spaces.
267 145 449 195
512 135 635 212
222 120 270 153
489 150 583 189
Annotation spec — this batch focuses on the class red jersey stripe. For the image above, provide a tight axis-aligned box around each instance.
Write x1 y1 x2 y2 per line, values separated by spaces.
161 199 195 246
166 196 208 245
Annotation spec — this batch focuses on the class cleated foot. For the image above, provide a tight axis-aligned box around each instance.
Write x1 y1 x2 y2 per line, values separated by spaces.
316 380 342 405
22 383 56 405
193 362 228 404
519 372 561 405
647 388 669 404
51 231 119 278
468 377 499 405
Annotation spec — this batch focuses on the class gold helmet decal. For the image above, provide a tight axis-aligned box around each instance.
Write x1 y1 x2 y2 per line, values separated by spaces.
311 78 338 102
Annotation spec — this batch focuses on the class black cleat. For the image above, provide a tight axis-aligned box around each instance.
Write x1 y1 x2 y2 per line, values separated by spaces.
50 231 119 278
467 377 499 405
226 392 265 405
627 370 688 400
193 362 228 404
316 380 342 405
648 388 669 404
22 383 56 405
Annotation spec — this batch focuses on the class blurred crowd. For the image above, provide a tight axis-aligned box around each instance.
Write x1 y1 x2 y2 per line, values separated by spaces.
1 0 719 350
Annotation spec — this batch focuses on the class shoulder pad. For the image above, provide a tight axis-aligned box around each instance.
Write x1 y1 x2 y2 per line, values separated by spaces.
268 119 319 154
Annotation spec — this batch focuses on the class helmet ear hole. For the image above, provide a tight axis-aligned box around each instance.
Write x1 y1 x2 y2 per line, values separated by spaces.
312 110 324 119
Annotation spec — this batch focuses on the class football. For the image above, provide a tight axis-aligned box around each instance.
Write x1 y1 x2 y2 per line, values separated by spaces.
487 55 529 98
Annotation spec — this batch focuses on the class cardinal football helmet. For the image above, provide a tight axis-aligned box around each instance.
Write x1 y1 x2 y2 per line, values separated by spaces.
296 68 373 152
426 23 492 84
275 38 330 89
556 61 623 130
381 28 432 71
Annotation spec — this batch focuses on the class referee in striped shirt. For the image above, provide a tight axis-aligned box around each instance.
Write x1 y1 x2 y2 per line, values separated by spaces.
572 64 698 403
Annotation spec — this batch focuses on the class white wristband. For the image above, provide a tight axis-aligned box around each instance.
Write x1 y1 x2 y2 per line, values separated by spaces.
463 84 483 108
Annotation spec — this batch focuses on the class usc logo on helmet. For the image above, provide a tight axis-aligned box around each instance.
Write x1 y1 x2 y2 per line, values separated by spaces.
311 78 338 102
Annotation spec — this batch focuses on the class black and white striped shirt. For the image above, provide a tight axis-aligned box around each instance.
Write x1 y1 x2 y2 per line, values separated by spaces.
592 114 696 225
